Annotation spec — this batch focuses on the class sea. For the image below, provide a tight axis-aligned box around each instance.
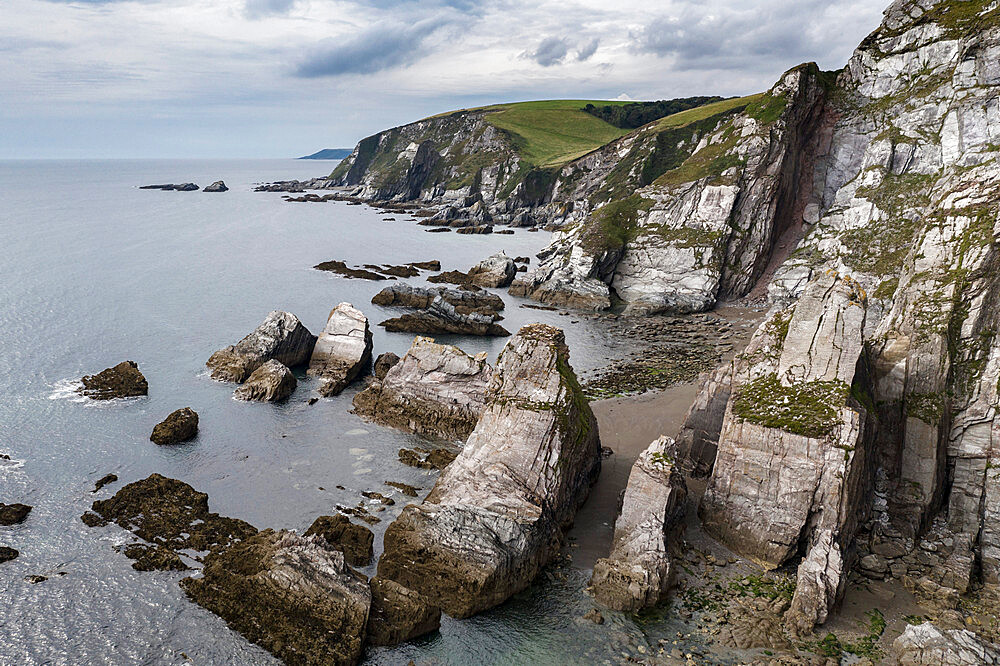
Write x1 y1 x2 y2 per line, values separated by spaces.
0 159 689 665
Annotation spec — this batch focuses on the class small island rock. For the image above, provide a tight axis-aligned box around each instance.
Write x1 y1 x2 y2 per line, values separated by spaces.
206 311 316 383
0 503 32 526
0 546 18 564
307 303 372 397
150 408 199 445
79 361 148 400
203 181 228 192
468 252 516 288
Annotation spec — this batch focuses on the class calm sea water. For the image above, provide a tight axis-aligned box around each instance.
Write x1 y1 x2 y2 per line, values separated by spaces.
0 159 677 665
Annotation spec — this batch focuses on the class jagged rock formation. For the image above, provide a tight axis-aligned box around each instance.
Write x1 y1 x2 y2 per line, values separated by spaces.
376 324 601 618
589 436 687 612
206 311 316 383
79 361 148 400
307 303 372 397
468 252 517 288
699 271 872 634
372 283 504 317
303 515 374 567
150 407 199 445
181 529 371 666
233 359 297 402
372 282 509 335
890 622 1000 665
366 577 441 647
352 336 492 441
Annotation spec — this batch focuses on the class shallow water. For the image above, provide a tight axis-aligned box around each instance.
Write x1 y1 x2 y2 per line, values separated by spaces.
0 159 692 665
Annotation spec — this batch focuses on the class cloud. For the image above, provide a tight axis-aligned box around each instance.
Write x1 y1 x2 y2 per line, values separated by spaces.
524 36 569 67
295 18 449 77
576 38 599 62
244 0 295 19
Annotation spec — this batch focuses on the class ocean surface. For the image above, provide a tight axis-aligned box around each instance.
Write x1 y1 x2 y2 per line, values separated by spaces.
0 159 683 665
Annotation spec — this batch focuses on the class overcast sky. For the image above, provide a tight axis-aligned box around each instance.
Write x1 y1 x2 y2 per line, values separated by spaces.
1 0 890 158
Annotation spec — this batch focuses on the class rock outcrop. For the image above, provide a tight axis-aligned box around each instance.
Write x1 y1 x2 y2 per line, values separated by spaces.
0 546 18 564
352 336 492 441
468 252 516 288
307 303 372 396
140 183 199 191
149 408 199 445
303 515 374 567
373 352 400 380
372 283 504 318
366 577 441 647
377 324 601 618
181 529 371 666
233 359 297 402
700 272 872 635
377 290 509 337
203 181 228 192
890 622 1000 665
79 361 148 400
206 311 316 383
589 436 687 612
0 503 32 526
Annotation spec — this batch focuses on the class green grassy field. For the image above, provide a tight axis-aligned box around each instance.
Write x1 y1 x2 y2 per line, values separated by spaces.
654 94 763 130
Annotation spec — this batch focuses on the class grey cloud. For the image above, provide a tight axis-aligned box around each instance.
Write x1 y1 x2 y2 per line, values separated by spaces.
576 38 599 62
525 36 569 67
294 18 448 77
244 0 295 18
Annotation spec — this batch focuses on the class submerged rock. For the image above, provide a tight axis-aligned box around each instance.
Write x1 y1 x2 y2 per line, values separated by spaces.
468 252 517 288
373 352 400 380
398 447 458 470
0 503 32 526
352 336 492 441
0 546 18 564
92 473 118 493
233 360 296 402
377 324 601 618
314 260 390 281
367 577 441 647
890 622 1000 665
91 473 257 555
139 183 198 191
181 529 371 666
203 181 228 192
123 543 189 571
206 311 316 383
590 436 687 612
149 408 199 445
79 361 148 400
303 515 374 567
307 303 373 397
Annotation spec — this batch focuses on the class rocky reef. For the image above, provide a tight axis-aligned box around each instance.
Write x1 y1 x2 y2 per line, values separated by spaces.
79 360 148 400
307 303 372 396
376 324 601 618
352 336 492 441
207 311 316 383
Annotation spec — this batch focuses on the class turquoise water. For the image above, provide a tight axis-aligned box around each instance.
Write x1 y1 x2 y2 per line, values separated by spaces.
0 159 685 665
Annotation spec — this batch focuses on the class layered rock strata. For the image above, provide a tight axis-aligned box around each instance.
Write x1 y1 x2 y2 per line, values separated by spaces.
233 359 297 402
207 311 316 383
307 303 372 396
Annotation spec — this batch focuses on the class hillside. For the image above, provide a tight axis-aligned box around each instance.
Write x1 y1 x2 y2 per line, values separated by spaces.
299 148 353 160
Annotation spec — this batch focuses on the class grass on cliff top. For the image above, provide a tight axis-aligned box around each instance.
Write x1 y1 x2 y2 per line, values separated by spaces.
654 94 764 130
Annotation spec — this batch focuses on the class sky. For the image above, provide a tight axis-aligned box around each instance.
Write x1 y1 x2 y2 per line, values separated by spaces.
1 0 890 159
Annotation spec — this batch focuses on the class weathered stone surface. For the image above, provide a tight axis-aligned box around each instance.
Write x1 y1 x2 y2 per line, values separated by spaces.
379 295 509 337
123 543 189 571
91 474 257 555
207 311 316 383
700 272 872 635
468 252 516 288
233 359 297 402
398 447 458 470
890 622 1000 665
372 283 504 318
673 363 732 477
303 515 374 567
307 303 372 397
377 324 601 618
352 336 492 441
79 361 148 400
149 407 198 445
181 529 370 666
590 436 687 612
373 352 400 380
203 180 228 192
366 577 441 647
0 503 31 526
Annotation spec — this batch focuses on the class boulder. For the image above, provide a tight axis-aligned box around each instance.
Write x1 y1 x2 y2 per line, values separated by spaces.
0 503 32 525
79 361 148 400
91 474 257 555
468 252 517 288
307 303 372 397
352 336 492 442
0 546 18 564
377 324 602 618
373 352 400 380
203 180 228 192
206 311 316 383
233 360 296 402
372 283 504 318
367 577 441 647
890 623 1000 665
181 529 371 666
149 408 199 445
379 296 509 337
303 515 374 567
590 436 687 612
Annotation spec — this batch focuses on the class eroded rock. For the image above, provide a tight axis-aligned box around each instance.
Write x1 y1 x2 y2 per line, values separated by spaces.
890 622 1000 665
307 303 372 397
367 577 441 647
0 503 31 526
468 252 516 288
233 360 296 402
150 408 199 445
207 311 316 383
0 546 17 564
373 352 400 380
303 515 374 567
79 361 148 400
377 324 601 618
